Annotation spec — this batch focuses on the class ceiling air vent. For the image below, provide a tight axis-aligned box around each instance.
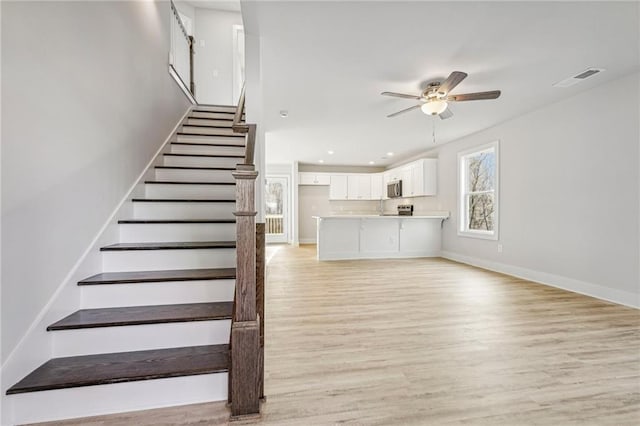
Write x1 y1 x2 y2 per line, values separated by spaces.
553 68 605 88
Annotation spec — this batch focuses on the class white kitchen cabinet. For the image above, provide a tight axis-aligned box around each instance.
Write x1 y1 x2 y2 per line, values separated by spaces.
398 159 437 197
370 173 383 200
399 218 441 256
401 166 414 197
299 172 330 185
347 174 371 200
360 218 399 254
329 175 348 200
314 214 448 260
421 159 437 196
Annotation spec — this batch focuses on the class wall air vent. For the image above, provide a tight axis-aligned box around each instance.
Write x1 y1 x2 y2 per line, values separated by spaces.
553 68 605 88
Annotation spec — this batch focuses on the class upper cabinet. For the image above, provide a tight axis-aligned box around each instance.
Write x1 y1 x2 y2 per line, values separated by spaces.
329 174 348 200
370 173 383 200
400 159 437 197
347 175 371 200
299 172 330 185
303 158 436 201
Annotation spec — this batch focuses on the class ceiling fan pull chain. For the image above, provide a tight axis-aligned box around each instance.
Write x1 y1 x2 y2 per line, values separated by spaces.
432 118 436 144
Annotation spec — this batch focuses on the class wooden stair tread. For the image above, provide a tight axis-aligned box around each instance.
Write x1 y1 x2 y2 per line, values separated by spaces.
6 344 229 394
100 241 236 251
144 180 235 185
155 165 236 170
47 302 233 330
187 115 242 121
118 219 235 224
78 268 236 285
131 198 235 203
181 124 235 130
170 143 244 148
164 153 244 158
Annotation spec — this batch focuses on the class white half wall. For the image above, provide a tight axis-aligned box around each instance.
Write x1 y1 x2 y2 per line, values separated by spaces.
1 0 190 381
425 72 640 307
193 8 243 105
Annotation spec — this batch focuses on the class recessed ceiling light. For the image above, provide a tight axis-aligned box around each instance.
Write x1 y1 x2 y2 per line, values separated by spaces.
279 110 288 118
369 161 375 165
328 150 334 155
318 159 324 163
387 152 394 156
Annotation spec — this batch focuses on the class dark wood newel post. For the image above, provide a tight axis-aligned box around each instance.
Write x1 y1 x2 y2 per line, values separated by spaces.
256 222 266 400
230 164 261 418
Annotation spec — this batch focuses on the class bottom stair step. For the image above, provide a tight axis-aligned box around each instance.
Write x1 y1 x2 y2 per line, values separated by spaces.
6 344 229 395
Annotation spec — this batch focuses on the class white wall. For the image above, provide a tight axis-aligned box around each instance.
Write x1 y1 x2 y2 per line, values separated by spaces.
1 0 190 380
412 72 639 307
193 8 242 105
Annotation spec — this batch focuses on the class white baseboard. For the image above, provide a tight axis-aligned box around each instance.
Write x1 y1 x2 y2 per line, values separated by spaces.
1 106 193 426
298 238 317 244
441 251 639 309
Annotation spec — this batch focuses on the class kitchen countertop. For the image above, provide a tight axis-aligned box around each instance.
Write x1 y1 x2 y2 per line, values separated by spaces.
313 212 449 220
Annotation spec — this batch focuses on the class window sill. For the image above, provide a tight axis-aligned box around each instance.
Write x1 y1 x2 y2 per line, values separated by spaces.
458 230 498 241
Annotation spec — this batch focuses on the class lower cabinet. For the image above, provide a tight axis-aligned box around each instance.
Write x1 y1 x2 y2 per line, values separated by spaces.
360 219 399 255
399 218 441 256
315 217 444 260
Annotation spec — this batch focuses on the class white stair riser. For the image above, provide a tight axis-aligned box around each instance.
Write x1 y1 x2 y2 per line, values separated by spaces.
133 202 235 220
181 126 237 137
170 144 245 156
52 320 231 357
176 134 244 144
102 248 236 272
145 183 235 199
186 118 232 127
119 223 235 243
155 167 235 182
164 155 240 168
190 111 236 119
195 105 236 113
10 373 227 425
81 279 235 308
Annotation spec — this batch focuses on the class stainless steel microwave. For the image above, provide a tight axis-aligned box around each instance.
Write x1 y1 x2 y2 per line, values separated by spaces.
387 180 402 198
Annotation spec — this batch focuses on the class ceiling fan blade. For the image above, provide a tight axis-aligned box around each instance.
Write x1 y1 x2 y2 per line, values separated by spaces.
381 91 422 100
439 108 453 120
387 104 421 118
447 90 501 102
437 71 468 95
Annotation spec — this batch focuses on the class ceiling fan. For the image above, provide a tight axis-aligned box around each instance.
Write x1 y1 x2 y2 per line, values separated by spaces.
381 71 501 119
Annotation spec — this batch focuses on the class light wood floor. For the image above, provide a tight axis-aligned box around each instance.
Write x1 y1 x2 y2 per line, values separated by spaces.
33 245 640 425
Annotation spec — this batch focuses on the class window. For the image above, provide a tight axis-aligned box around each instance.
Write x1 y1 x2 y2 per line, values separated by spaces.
458 141 499 239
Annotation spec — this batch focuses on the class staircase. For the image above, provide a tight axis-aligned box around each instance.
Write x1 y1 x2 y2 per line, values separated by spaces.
6 103 263 424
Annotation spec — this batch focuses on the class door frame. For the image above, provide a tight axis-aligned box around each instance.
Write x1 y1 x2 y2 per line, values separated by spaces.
265 174 290 244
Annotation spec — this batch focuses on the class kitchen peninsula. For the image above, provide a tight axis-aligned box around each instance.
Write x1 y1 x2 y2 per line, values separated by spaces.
313 212 449 261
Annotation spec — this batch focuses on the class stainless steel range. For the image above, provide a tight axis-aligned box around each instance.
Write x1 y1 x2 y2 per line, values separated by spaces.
397 204 414 216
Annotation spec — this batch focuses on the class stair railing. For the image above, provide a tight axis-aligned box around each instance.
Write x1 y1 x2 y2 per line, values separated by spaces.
228 83 265 418
169 1 196 97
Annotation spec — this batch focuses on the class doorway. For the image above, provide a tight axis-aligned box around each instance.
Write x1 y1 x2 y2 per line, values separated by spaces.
265 176 289 244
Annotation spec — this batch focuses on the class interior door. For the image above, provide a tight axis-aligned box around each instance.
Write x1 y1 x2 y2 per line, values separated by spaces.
265 176 289 243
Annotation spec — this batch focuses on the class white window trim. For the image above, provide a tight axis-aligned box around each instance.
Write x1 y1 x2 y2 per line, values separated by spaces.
457 140 500 240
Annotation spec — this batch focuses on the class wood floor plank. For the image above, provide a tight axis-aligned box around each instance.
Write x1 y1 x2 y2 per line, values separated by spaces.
30 245 640 425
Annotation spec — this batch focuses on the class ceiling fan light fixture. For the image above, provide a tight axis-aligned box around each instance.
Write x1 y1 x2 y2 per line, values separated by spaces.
421 100 448 116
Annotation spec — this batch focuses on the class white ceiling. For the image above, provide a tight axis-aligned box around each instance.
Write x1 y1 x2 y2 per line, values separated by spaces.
241 1 640 167
186 0 240 12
